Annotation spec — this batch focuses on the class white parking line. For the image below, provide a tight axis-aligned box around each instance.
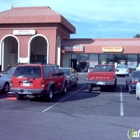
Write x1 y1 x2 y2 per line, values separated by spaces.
120 86 124 116
42 85 86 112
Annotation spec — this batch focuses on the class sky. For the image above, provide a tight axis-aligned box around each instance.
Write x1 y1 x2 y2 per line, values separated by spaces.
0 0 140 39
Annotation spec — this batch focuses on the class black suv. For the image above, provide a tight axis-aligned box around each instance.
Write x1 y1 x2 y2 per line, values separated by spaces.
8 64 67 101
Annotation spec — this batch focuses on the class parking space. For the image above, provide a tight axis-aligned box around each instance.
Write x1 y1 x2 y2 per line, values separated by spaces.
0 73 140 140
0 73 139 117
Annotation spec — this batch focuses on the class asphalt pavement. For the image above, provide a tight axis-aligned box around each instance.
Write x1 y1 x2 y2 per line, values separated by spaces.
0 73 140 140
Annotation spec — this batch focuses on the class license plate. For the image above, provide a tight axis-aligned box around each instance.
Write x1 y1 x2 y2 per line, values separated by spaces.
97 82 105 85
23 83 30 86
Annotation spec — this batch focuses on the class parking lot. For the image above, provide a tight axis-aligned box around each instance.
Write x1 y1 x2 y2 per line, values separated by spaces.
0 73 140 140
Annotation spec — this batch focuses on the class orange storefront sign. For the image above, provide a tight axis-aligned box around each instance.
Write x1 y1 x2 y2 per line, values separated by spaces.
102 46 123 52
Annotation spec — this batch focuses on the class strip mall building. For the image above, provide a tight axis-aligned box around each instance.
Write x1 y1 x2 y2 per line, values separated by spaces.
0 6 140 72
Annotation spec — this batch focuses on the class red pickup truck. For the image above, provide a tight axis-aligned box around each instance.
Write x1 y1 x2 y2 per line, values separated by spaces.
86 64 117 91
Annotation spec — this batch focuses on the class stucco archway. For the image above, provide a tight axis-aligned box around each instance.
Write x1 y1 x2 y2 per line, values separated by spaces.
56 36 61 66
0 35 20 71
28 34 49 64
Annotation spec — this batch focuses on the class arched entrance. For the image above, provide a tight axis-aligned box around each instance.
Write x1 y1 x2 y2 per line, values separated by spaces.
0 35 19 71
56 36 61 67
28 34 49 64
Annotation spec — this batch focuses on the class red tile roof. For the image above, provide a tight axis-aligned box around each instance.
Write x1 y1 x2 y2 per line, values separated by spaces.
0 6 75 33
62 38 140 46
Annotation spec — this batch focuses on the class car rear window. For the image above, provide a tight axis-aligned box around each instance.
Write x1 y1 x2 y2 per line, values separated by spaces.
60 69 70 76
13 66 41 78
132 71 140 78
94 65 113 72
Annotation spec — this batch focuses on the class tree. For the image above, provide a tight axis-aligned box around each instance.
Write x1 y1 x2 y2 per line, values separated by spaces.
133 34 140 38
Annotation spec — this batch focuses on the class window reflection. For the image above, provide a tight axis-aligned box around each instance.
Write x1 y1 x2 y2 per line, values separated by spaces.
70 53 139 72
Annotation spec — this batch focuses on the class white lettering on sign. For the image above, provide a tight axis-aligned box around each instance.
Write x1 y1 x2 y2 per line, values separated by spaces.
64 46 84 52
13 30 36 35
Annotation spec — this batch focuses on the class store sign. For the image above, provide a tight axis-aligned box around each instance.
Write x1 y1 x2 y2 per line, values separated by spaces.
102 46 123 52
19 57 29 63
64 46 84 52
13 30 36 35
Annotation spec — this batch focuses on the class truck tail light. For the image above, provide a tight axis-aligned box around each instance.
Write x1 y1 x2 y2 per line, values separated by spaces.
41 80 45 87
131 79 137 84
10 80 12 86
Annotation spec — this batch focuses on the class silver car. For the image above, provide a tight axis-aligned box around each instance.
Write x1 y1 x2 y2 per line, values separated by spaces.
0 67 16 93
115 64 129 76
59 67 78 90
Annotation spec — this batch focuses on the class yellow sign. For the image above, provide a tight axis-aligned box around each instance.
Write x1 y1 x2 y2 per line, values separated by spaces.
102 47 123 52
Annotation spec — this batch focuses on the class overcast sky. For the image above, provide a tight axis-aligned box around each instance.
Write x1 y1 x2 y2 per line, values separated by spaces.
0 0 140 38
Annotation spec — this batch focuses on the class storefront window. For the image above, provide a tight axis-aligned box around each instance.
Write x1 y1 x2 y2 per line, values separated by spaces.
89 54 98 67
77 54 89 72
107 54 114 65
137 55 140 65
71 54 77 59
127 54 137 68
116 54 127 65
69 53 139 72
99 54 108 64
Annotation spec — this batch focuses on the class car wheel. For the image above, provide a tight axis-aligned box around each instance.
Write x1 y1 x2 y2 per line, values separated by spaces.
15 94 24 100
126 81 128 89
111 85 116 92
62 82 67 94
100 86 105 91
88 84 92 91
74 78 78 87
68 81 71 91
128 85 133 93
3 83 10 93
47 87 54 101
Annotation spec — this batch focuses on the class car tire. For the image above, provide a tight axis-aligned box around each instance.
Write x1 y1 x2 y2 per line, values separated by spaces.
3 83 10 93
74 78 78 87
47 87 54 101
126 81 128 89
101 86 105 91
128 85 134 93
88 84 92 91
62 82 67 94
15 94 24 100
68 81 71 91
111 85 116 92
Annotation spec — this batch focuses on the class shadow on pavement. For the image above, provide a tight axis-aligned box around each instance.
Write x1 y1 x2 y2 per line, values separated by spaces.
0 92 7 99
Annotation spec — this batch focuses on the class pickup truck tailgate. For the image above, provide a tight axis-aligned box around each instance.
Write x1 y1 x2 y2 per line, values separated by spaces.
87 72 115 81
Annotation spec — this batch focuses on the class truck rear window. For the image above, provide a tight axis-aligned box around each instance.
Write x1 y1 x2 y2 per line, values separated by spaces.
13 66 41 78
94 65 113 72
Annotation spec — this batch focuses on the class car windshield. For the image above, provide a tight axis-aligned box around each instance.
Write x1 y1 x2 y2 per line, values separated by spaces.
59 69 70 76
132 71 140 78
94 65 113 72
13 66 41 78
117 65 127 68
